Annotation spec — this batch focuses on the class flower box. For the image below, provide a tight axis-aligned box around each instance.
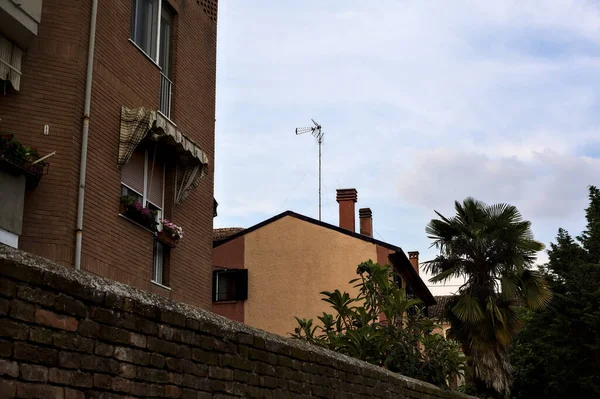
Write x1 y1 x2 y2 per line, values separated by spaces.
158 218 183 248
0 134 48 190
157 230 179 248
119 195 158 231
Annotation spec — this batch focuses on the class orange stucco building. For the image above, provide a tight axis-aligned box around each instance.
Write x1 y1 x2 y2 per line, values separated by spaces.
212 188 436 337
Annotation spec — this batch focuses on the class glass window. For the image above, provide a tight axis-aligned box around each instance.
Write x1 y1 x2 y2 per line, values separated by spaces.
131 0 159 59
120 146 165 217
213 270 249 302
153 239 170 285
159 5 173 78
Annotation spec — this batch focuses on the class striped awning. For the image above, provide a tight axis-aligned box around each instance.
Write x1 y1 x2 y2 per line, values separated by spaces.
0 34 23 91
118 106 209 205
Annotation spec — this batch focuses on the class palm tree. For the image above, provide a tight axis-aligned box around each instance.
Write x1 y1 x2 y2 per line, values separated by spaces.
424 198 552 394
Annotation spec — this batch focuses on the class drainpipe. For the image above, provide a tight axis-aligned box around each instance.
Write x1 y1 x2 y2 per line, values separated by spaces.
74 0 98 270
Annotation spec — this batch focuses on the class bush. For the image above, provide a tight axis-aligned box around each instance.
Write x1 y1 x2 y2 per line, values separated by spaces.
291 260 466 388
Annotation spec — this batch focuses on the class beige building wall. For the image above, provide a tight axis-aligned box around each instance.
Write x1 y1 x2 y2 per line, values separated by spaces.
243 215 378 337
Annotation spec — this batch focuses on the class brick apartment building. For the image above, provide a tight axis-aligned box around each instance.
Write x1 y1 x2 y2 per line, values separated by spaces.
0 0 218 308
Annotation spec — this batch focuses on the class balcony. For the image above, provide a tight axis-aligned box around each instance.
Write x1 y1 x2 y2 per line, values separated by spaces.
159 72 172 119
0 0 42 50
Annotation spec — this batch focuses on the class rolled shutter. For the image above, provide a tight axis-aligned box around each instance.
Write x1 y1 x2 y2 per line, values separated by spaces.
121 148 145 195
147 159 164 208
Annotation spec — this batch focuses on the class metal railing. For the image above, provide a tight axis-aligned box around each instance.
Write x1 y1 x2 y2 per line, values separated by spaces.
159 72 172 119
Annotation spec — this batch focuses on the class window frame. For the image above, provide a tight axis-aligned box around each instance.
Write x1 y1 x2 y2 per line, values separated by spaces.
120 147 166 221
131 0 168 64
152 238 170 286
212 269 249 302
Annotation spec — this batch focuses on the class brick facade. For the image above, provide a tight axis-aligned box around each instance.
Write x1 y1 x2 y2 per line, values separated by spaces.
0 245 477 399
0 0 217 308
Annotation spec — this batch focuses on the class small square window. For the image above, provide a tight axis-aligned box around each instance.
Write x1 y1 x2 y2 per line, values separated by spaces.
212 269 248 302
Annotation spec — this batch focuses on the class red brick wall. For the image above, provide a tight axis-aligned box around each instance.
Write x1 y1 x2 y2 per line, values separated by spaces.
0 0 217 309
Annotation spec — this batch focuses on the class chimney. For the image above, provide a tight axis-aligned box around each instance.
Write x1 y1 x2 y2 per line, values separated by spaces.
359 208 373 237
408 251 419 275
336 188 357 232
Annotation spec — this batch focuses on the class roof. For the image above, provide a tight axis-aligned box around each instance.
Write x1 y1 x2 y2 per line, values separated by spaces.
428 295 455 319
213 227 245 242
213 210 436 306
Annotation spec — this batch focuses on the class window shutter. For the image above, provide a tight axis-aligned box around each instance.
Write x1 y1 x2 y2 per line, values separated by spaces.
121 148 145 195
147 159 164 208
237 269 248 301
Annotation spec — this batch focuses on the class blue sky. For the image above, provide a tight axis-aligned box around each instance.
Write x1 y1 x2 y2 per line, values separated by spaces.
213 1 600 295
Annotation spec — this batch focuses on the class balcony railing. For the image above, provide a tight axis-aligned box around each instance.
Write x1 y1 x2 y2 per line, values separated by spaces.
159 72 172 119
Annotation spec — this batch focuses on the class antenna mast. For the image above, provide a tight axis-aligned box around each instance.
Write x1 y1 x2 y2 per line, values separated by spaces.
295 119 324 220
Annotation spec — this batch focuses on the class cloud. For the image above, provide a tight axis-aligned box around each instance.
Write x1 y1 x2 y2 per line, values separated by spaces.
215 1 600 292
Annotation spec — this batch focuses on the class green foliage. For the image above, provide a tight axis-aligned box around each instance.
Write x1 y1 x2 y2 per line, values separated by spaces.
291 260 466 388
510 186 600 399
424 198 551 394
0 133 46 175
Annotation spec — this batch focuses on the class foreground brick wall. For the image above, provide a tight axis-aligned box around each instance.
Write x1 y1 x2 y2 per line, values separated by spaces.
0 246 476 399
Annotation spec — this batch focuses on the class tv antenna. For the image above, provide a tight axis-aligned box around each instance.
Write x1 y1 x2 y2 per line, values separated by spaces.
295 119 324 220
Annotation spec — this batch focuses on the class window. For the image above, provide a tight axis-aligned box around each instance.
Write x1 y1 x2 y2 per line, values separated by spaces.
131 0 159 59
131 1 175 117
213 269 248 302
153 238 170 286
120 146 165 222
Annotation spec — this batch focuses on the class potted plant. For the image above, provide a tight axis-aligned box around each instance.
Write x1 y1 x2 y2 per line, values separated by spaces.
0 133 48 189
119 195 158 231
158 218 183 248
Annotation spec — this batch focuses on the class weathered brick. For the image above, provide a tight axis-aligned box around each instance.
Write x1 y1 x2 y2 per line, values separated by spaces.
0 338 12 357
93 373 113 389
119 362 137 379
17 285 54 306
34 309 78 331
95 341 115 357
53 294 87 318
42 273 104 305
191 348 219 366
0 358 19 377
131 381 164 397
58 352 119 375
112 377 132 393
78 320 100 338
20 364 48 382
147 336 180 356
129 332 147 348
64 388 85 399
98 324 130 344
16 382 64 399
0 379 16 398
137 366 170 383
114 346 149 365
0 262 43 285
159 309 187 327
208 366 233 381
29 326 53 344
149 352 166 368
53 331 94 353
9 300 36 322
0 278 17 298
49 368 93 388
14 342 58 366
165 385 182 398
0 297 10 316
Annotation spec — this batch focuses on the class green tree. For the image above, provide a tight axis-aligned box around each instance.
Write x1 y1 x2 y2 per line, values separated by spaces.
424 198 551 394
510 186 600 398
291 260 466 388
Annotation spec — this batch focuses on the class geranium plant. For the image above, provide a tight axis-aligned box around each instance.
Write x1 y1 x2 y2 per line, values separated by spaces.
160 218 183 240
119 195 158 230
